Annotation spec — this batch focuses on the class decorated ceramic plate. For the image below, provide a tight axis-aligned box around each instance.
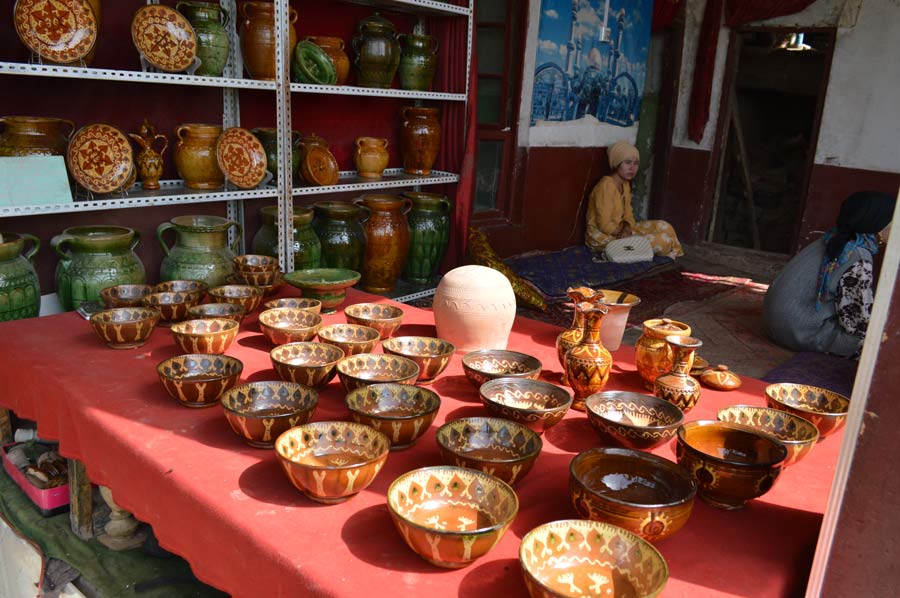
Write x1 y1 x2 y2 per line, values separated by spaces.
131 4 197 73
302 146 340 186
216 128 267 189
66 124 134 194
14 0 98 65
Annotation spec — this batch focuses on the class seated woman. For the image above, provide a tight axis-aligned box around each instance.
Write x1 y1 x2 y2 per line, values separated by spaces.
585 140 683 259
763 190 895 357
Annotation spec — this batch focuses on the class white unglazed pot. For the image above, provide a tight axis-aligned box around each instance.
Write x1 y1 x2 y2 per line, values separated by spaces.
596 289 642 351
433 265 517 352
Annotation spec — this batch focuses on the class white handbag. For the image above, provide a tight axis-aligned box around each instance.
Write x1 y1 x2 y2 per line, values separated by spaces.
603 235 654 263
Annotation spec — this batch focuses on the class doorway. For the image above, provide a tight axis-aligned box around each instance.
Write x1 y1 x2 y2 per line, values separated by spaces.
709 29 835 254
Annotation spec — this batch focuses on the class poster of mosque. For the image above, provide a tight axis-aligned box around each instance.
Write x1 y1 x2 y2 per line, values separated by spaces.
530 0 653 142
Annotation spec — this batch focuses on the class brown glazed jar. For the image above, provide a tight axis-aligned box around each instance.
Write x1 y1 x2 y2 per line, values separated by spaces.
0 116 75 156
240 1 298 80
399 106 441 176
306 36 350 85
173 123 224 189
353 194 411 293
354 137 389 178
635 318 692 390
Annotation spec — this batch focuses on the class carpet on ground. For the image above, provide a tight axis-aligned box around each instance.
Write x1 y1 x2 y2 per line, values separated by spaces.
762 352 857 398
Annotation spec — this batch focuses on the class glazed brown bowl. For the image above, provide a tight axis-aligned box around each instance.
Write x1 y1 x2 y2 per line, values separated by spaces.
170 318 239 354
381 336 455 385
263 297 322 313
435 417 542 486
208 285 264 314
258 307 323 346
154 279 208 301
344 302 404 339
234 253 279 273
345 383 441 450
717 405 819 467
142 291 198 324
156 353 243 408
462 349 542 388
220 381 318 448
275 421 390 504
569 447 696 543
387 466 518 569
317 323 380 356
584 391 684 450
269 341 345 388
675 420 788 510
237 268 280 287
257 271 285 297
99 284 154 308
520 519 668 598
186 302 245 323
336 353 420 392
479 378 572 435
764 383 850 439
89 307 160 349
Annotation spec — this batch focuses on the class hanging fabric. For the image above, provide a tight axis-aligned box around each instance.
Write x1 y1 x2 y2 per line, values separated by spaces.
651 0 686 32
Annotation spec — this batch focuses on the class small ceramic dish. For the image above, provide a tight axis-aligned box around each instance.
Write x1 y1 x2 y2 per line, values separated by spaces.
186 302 244 323
435 417 542 486
141 291 198 324
283 268 360 314
345 383 441 450
263 297 322 313
258 307 322 346
208 285 264 314
216 128 268 189
717 405 819 466
155 279 208 300
14 0 97 65
462 349 542 388
99 284 154 308
584 391 684 450
381 336 455 384
170 318 238 354
220 381 318 448
344 303 404 339
764 383 850 439
66 124 134 194
335 353 420 392
89 307 160 349
269 341 345 388
478 378 572 435
156 353 243 408
317 323 380 356
700 365 742 390
131 4 197 73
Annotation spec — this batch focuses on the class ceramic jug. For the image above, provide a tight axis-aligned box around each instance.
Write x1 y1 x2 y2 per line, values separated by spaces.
555 286 603 368
173 123 224 189
251 128 301 183
564 302 613 411
354 137 389 178
635 318 692 390
158 215 242 286
400 191 452 285
311 201 367 271
0 116 75 156
176 1 231 77
51 225 146 311
351 12 400 88
129 119 168 191
307 36 350 85
400 106 441 175
240 2 298 80
353 194 411 293
251 205 322 270
654 335 704 413
0 232 41 321
398 33 438 91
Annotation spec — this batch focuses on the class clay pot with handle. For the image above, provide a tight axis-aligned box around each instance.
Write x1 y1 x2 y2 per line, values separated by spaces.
0 116 75 157
306 36 350 85
240 1 298 80
354 137 389 179
173 123 223 189
129 119 168 191
0 232 41 321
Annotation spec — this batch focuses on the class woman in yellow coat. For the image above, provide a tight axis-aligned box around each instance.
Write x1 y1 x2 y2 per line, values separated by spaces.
585 141 683 259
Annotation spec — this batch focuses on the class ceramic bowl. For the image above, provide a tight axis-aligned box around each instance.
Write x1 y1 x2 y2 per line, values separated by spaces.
156 353 243 408
387 466 519 568
435 417 542 486
344 302 404 339
345 383 441 450
717 405 819 467
170 318 238 354
220 381 318 448
569 447 696 542
234 253 279 273
381 336 455 385
462 349 542 388
584 391 684 450
142 291 198 324
764 383 850 439
186 302 245 323
283 268 361 314
237 268 280 287
89 307 160 349
317 323 380 356
336 353 420 392
270 342 345 388
479 378 572 435
208 285 264 314
154 279 208 301
519 519 669 598
275 421 390 504
675 420 788 510
258 307 323 346
99 284 154 308
263 297 322 314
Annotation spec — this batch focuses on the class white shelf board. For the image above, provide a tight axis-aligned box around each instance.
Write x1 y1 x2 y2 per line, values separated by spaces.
290 168 459 196
290 82 465 101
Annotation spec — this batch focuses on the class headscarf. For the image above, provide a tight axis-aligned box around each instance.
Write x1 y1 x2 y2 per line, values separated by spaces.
816 190 895 309
608 141 639 170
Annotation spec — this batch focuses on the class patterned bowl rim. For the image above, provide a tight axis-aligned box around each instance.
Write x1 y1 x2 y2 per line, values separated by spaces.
318 323 381 343
170 317 239 336
345 383 441 421
676 420 788 468
263 297 322 310
259 307 323 329
219 381 318 418
462 349 543 377
155 280 209 293
156 353 244 380
187 302 245 317
716 405 820 445
90 307 160 324
764 383 850 417
435 416 543 464
209 285 265 299
344 302 404 321
274 421 390 469
584 391 684 432
382 336 456 358
269 342 346 367
336 353 421 379
100 284 154 298
479 377 573 414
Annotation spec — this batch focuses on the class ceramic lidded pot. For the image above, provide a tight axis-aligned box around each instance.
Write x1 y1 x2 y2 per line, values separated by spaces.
351 12 400 88
0 116 75 157
400 106 441 176
52 225 146 311
564 301 613 411
0 232 41 321
654 335 703 413
555 286 603 368
433 265 516 353
306 36 350 85
400 191 452 285
158 215 242 287
353 194 411 293
635 318 691 390
239 1 298 80
176 1 230 77
173 123 224 189
398 33 438 91
311 201 367 271
251 205 321 270
251 128 301 184
129 118 168 191
353 137 389 179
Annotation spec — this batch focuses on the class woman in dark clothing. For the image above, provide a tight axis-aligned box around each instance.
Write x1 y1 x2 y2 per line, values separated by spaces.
763 190 895 357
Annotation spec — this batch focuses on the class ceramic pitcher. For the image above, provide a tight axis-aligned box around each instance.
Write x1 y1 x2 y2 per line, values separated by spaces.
176 1 230 77
251 205 321 270
311 201 367 271
240 1 298 80
353 194 411 293
129 119 168 191
158 215 242 286
0 116 75 156
564 301 612 411
0 232 41 321
401 191 452 285
173 124 224 189
400 106 441 175
52 225 146 311
555 286 604 368
398 33 438 91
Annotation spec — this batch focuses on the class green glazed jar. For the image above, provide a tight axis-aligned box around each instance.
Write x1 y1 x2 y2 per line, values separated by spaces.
176 1 230 77
158 215 242 287
251 128 301 184
401 191 452 284
311 201 367 272
0 232 41 321
398 33 438 91
52 225 146 311
351 12 400 89
251 205 322 270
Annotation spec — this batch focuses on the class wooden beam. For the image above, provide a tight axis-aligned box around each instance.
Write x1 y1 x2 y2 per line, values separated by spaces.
0 408 11 445
67 459 94 540
729 86 761 249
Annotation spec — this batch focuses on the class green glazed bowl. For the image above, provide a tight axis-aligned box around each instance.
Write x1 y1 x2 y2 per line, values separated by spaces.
284 268 361 314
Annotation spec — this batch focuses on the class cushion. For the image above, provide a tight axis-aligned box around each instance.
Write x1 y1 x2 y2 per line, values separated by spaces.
466 228 547 311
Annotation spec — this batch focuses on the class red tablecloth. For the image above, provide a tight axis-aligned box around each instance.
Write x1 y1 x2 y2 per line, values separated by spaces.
0 288 839 597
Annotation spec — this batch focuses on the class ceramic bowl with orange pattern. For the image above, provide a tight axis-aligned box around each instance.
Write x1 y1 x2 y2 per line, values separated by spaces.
344 302 404 339
99 284 154 309
435 417 542 486
478 378 572 435
220 381 318 448
584 391 684 450
381 336 455 385
156 353 243 408
209 285 264 314
170 318 238 354
764 383 850 440
462 349 542 389
258 307 322 346
345 383 441 450
336 353 420 392
317 323 380 356
270 341 345 388
89 307 160 349
717 405 819 466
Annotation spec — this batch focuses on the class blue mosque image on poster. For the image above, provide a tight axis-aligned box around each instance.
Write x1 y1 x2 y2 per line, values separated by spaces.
531 0 652 127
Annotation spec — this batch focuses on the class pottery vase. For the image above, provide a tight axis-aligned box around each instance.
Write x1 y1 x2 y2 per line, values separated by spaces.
52 225 146 311
400 106 441 176
564 302 613 411
0 232 41 321
129 119 168 191
555 287 604 368
240 1 298 80
251 128 301 183
307 36 350 85
251 205 321 270
433 265 516 353
176 1 230 77
311 201 367 271
0 116 75 157
635 318 692 390
354 194 410 293
401 191 452 285
398 33 438 91
354 137 389 178
158 215 242 286
351 12 400 88
596 290 642 352
654 335 703 413
173 123 224 189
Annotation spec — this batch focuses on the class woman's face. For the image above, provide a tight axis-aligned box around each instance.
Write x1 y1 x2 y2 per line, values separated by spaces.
616 158 640 181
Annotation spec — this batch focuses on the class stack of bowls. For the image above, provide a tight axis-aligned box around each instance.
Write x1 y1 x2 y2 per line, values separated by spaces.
233 254 283 296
